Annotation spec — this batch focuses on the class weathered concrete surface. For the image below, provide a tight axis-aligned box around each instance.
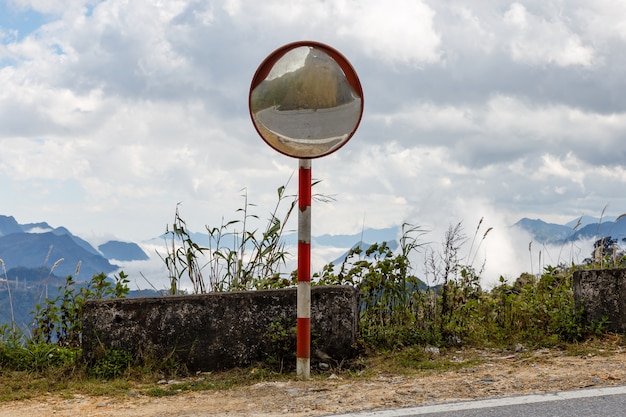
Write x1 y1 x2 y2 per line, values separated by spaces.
82 286 358 371
573 268 626 333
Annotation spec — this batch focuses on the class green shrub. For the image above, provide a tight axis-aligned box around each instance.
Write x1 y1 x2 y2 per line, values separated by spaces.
89 349 133 379
0 271 129 375
262 317 297 372
315 218 608 352
32 272 129 347
0 339 78 372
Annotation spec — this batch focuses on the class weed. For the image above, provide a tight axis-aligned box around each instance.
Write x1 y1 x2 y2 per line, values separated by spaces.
89 349 133 379
206 185 296 292
0 338 78 373
394 347 482 372
159 183 297 294
31 272 129 347
262 317 297 372
157 204 206 294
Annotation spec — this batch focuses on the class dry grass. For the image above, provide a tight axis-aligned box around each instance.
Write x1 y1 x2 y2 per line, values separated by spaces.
1 335 624 404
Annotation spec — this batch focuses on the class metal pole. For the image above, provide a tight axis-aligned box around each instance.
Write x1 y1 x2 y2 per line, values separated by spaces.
297 158 311 378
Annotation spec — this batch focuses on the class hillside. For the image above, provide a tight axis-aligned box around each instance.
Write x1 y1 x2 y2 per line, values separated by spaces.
514 216 626 244
250 47 356 112
99 241 150 261
0 232 117 278
513 218 572 243
567 218 626 242
0 215 149 275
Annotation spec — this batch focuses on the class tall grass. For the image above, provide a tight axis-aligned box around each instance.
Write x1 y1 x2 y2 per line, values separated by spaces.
159 183 297 294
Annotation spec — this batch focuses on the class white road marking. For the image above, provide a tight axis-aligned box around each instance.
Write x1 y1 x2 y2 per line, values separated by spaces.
329 385 626 416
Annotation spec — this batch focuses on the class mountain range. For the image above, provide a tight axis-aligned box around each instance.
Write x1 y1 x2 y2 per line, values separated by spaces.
2 213 625 283
0 215 148 280
513 215 626 244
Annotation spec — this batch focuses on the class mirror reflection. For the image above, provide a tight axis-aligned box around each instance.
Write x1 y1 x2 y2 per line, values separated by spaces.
250 46 363 158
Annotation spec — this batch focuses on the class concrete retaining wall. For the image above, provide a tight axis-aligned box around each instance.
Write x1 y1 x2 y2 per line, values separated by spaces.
82 286 358 371
573 268 626 333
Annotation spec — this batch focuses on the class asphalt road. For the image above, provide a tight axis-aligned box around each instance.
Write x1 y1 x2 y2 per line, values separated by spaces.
254 99 361 142
328 385 626 417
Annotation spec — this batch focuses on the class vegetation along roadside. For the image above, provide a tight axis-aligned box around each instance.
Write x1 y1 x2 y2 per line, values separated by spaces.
1 184 625 406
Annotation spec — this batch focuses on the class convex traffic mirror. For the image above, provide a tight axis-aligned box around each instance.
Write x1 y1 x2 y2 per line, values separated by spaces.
249 41 364 158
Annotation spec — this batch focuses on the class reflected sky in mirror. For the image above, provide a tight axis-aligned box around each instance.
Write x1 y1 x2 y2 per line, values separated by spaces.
265 46 308 80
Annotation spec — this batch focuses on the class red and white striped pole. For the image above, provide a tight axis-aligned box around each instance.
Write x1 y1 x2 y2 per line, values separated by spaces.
297 158 312 378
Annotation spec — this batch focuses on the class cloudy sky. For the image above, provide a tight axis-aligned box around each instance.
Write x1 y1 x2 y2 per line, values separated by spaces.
2 0 625 286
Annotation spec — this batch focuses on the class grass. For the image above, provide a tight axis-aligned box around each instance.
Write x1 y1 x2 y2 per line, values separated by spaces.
368 347 486 374
0 368 135 401
561 333 626 357
0 362 294 402
1 335 623 404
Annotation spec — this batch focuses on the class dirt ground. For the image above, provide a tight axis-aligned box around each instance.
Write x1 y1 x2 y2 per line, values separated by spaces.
2 345 626 417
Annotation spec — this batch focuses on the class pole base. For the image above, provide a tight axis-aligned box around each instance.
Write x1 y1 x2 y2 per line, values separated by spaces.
296 357 310 379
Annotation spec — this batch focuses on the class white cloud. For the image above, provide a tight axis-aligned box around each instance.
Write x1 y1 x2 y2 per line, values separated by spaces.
534 153 586 187
578 0 626 43
113 242 171 292
217 0 441 68
372 94 626 169
335 0 441 67
503 2 594 67
0 138 89 180
1 0 626 287
374 102 477 134
448 6 496 54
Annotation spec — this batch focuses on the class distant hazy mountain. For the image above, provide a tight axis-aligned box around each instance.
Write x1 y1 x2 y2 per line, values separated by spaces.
0 214 150 281
20 221 54 233
514 216 626 244
0 232 117 278
99 241 149 261
564 215 616 229
52 226 101 256
313 226 399 248
0 215 23 236
566 217 626 243
513 218 572 243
